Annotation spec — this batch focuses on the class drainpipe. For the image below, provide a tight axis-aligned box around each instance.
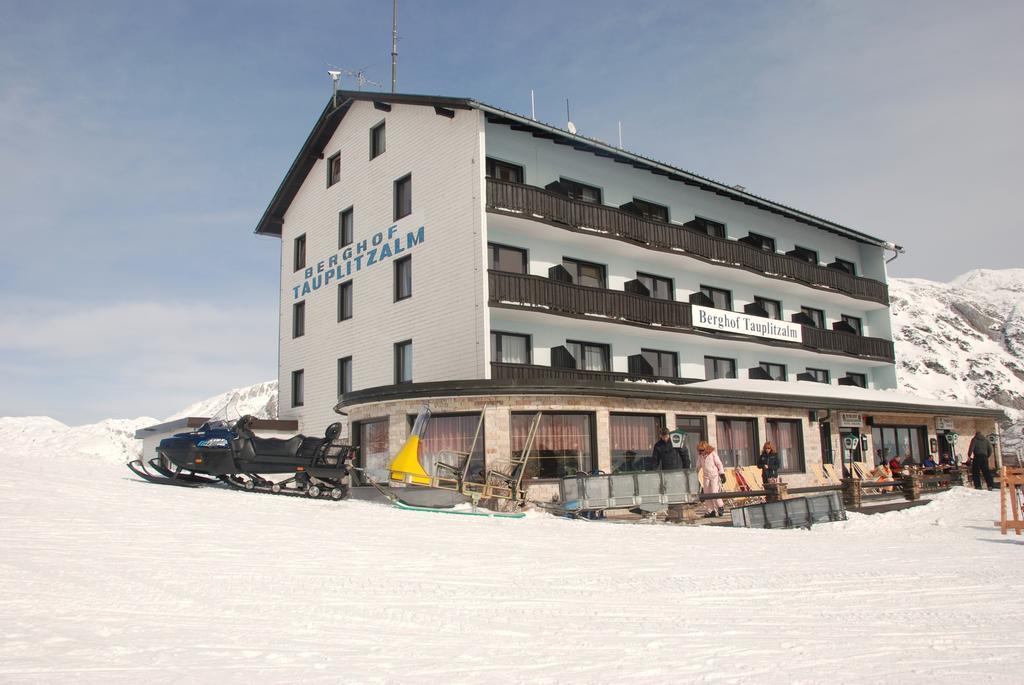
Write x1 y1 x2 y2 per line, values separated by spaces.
885 242 905 264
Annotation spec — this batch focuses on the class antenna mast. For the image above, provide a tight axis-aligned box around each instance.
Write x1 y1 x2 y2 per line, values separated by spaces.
391 0 398 93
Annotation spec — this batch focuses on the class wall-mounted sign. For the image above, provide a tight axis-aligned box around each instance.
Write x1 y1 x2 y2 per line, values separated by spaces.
835 411 863 428
291 215 426 300
935 416 955 431
691 305 803 343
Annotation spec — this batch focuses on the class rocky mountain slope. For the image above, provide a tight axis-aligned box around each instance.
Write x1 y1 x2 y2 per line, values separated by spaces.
890 268 1024 451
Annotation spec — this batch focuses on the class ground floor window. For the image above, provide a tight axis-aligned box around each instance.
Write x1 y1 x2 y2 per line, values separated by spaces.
675 415 707 462
512 412 594 479
412 413 485 480
766 419 805 472
871 425 927 465
358 418 390 483
610 413 662 473
716 417 758 467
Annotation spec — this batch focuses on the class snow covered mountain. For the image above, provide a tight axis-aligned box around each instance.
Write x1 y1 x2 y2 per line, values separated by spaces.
165 380 278 422
890 268 1024 450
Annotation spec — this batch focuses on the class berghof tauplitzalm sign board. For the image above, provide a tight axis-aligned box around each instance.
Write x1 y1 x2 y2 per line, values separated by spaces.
935 416 955 431
691 305 803 343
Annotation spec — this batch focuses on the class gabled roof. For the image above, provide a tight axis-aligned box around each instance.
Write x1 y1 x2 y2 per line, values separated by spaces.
254 91 889 247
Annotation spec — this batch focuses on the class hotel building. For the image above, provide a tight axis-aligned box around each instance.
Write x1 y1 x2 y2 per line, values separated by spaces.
255 91 1002 496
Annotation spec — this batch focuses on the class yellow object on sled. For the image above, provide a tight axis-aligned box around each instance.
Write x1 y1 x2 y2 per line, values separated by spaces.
389 434 431 485
389 405 432 485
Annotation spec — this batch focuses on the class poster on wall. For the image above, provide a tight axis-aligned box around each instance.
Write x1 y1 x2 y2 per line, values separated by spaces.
935 417 955 431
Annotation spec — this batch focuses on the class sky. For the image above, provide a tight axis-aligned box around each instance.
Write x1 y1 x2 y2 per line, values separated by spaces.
1 0 1022 424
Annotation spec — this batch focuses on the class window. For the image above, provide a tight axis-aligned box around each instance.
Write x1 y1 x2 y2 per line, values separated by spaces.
841 314 863 336
338 207 353 248
485 157 524 183
675 415 708 462
871 425 926 465
488 243 527 274
567 340 610 372
687 217 726 238
414 413 486 481
805 368 830 384
337 356 352 396
831 258 857 276
327 153 340 187
746 232 776 252
801 306 825 329
754 296 782 320
512 412 594 479
844 372 867 388
758 361 787 381
629 198 669 223
562 258 606 288
716 417 758 468
292 301 305 338
641 349 677 378
637 272 674 300
394 340 412 383
766 419 805 472
559 178 602 204
358 418 389 483
789 245 819 264
394 256 412 301
610 413 662 473
338 281 352 321
370 121 386 159
393 174 412 220
705 356 737 380
291 369 304 407
491 332 531 364
293 234 306 272
700 285 733 310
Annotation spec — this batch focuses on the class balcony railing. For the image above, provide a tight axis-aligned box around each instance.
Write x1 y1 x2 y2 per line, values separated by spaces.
490 362 699 386
486 179 889 305
488 270 896 363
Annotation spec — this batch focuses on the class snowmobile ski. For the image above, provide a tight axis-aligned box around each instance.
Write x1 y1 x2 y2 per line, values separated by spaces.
126 460 203 487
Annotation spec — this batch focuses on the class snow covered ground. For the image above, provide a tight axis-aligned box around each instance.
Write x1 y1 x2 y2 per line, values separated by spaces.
1 447 1022 684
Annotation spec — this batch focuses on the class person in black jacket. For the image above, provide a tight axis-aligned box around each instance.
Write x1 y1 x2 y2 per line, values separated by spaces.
757 441 781 484
968 431 995 490
652 428 692 471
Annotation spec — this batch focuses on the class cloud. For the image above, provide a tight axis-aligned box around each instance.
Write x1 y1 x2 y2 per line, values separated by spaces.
0 298 277 424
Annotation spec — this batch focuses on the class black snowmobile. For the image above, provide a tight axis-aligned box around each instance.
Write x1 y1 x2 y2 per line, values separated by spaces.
127 415 356 500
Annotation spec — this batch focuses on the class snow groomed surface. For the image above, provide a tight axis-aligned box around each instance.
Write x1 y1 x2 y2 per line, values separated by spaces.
1 444 1023 683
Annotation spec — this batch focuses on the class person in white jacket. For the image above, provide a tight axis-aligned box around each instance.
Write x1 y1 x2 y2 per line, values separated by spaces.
698 441 726 518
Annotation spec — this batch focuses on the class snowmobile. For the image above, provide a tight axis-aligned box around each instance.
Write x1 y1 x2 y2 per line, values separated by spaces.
127 416 355 500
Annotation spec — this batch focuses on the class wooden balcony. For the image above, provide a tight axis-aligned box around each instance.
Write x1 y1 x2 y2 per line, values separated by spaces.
486 179 890 305
490 362 698 386
488 270 896 363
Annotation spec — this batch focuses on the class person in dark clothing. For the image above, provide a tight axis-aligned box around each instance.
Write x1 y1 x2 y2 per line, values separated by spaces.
757 441 781 484
968 431 995 490
655 427 679 471
652 428 690 470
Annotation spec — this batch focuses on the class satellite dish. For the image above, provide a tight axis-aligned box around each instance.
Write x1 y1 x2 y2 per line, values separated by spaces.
567 121 577 135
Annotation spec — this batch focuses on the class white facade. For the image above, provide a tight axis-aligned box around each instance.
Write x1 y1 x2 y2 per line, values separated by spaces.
265 94 899 433
276 100 488 431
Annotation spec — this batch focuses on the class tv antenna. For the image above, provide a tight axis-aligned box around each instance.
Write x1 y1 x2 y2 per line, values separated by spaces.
391 0 399 92
345 66 382 91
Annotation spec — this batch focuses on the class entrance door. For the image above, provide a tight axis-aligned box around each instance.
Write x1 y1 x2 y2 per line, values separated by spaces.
839 427 862 476
936 430 958 465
